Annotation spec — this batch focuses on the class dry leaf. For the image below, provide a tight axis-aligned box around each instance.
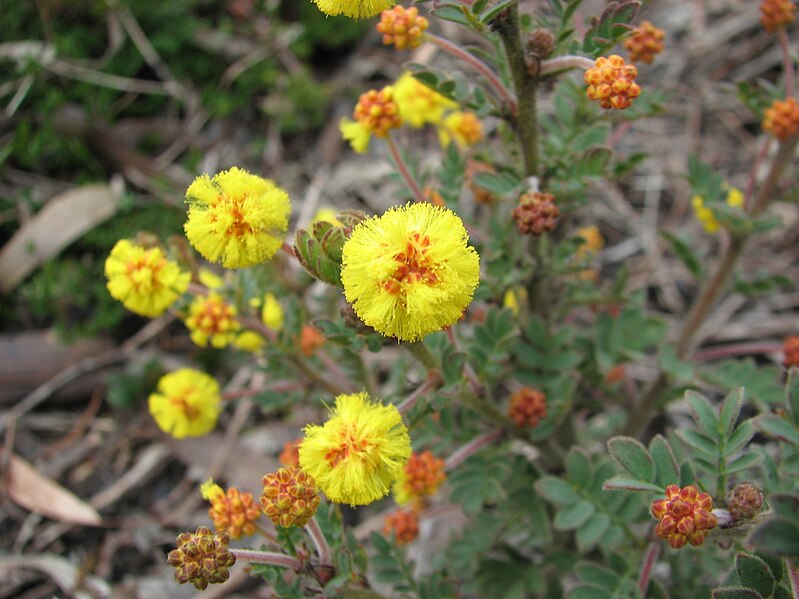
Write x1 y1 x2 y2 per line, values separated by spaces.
0 183 122 293
6 453 102 526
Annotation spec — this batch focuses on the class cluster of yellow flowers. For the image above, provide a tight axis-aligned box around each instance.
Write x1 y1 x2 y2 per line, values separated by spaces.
691 186 744 234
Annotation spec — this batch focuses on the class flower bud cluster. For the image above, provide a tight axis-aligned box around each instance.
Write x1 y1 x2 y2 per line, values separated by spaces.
204 484 261 539
727 481 765 521
260 466 321 528
527 28 556 59
760 0 796 33
354 88 402 138
584 55 641 110
168 526 236 590
377 6 429 51
512 192 560 235
785 335 799 368
624 20 665 64
763 97 799 141
651 484 718 548
383 509 420 545
508 387 547 428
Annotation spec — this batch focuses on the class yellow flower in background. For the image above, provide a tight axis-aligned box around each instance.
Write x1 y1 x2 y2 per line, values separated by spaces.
233 330 266 353
725 186 744 208
261 293 284 332
438 111 484 148
692 187 744 234
574 225 604 260
312 0 395 18
340 118 372 154
184 293 241 348
503 286 528 317
393 72 457 128
299 392 411 506
342 203 479 341
105 240 190 317
149 369 220 438
198 268 225 290
184 167 291 269
312 207 343 227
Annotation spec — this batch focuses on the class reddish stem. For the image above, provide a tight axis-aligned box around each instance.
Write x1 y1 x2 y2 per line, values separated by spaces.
305 516 333 567
691 342 783 362
637 542 661 595
386 133 426 203
444 428 504 471
230 548 302 570
539 54 595 76
397 372 442 414
779 27 796 99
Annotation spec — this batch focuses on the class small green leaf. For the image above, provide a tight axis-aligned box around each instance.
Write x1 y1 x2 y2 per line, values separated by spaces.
607 436 655 482
567 585 613 599
574 562 619 591
724 452 763 475
602 476 661 493
441 350 467 387
661 231 701 277
769 494 799 520
554 500 595 530
430 4 473 27
756 415 799 446
686 391 720 438
675 429 718 457
576 513 611 553
565 448 594 488
754 551 784 584
735 553 775 598
787 367 799 426
649 434 679 489
720 388 745 438
749 518 799 558
724 420 756 456
472 171 520 196
577 146 613 177
712 587 763 599
535 476 580 505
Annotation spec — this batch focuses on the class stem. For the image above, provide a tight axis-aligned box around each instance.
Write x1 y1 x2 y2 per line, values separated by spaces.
779 27 796 99
425 32 517 115
397 372 442 414
789 561 799 599
386 133 425 203
230 548 303 570
691 342 783 362
492 0 539 177
405 341 439 371
446 328 483 394
305 516 333 567
637 542 661 595
444 428 505 471
539 55 595 76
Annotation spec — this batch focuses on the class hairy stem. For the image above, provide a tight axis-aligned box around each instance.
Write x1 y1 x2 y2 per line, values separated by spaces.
231 548 303 570
779 27 796 99
397 372 442 414
637 542 661 595
305 516 333 567
444 428 505 471
539 54 595 76
386 133 425 203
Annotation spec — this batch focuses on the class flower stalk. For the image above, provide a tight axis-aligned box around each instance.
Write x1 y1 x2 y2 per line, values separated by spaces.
444 428 505 471
386 133 426 203
305 516 333 567
230 548 303 570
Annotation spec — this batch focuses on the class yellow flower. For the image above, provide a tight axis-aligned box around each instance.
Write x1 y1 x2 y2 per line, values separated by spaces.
574 225 604 260
503 286 528 316
149 369 221 438
198 268 225 290
393 72 457 128
438 111 484 148
312 207 343 227
312 0 395 19
105 239 190 317
340 118 373 154
261 293 284 332
184 167 291 269
692 195 719 233
233 330 266 353
184 293 241 348
341 203 480 341
299 392 411 506
725 186 744 208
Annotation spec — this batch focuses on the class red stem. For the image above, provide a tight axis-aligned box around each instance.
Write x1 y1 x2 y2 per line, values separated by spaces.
385 133 426 203
779 27 796 99
444 428 504 471
305 516 333 567
637 542 661 595
230 548 302 570
691 342 783 362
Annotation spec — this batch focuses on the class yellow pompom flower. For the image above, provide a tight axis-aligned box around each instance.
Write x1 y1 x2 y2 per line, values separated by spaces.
341 203 480 341
438 111 484 148
184 293 241 348
299 392 411 506
393 72 457 128
105 240 190 317
184 167 291 269
312 0 395 19
149 369 221 438
261 293 284 332
233 330 266 353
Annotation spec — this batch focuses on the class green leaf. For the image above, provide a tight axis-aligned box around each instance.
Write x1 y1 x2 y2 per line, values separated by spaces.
574 562 619 590
720 388 745 438
602 476 661 492
565 448 594 488
479 0 516 24
607 436 655 482
535 476 580 505
756 415 799 446
712 587 763 599
735 553 775 598
554 500 595 530
576 146 613 177
661 231 701 277
649 434 679 489
769 494 799 520
675 429 718 457
472 171 520 196
568 586 614 599
576 513 611 553
754 552 784 584
724 452 763 475
659 346 695 382
725 420 756 456
686 391 720 438
430 4 473 28
749 518 799 558
787 368 799 426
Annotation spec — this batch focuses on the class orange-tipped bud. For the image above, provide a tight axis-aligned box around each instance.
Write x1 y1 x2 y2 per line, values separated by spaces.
785 335 799 367
203 483 261 540
763 97 799 140
512 192 560 235
727 481 765 520
761 0 796 33
167 526 236 590
508 387 547 428
584 55 641 110
377 6 429 51
299 324 325 357
423 187 446 207
261 467 320 528
624 20 665 64
354 87 402 138
393 450 446 507
651 485 718 548
383 509 420 544
279 438 302 468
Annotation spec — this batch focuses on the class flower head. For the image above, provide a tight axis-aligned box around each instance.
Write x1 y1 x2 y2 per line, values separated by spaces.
312 0 395 18
232 330 266 352
341 203 480 341
512 192 560 235
763 97 799 141
149 369 221 439
624 20 665 64
691 187 745 234
340 86 402 153
299 324 326 357
260 293 284 332
508 387 547 428
105 240 190 317
299 392 411 506
761 0 796 33
651 484 718 548
184 293 241 348
393 72 457 128
260 467 321 527
383 509 419 544
377 6 429 50
503 286 528 317
184 167 291 269
168 526 236 590
279 438 302 467
438 111 484 148
585 55 641 110
784 335 799 368
392 450 446 507
201 479 261 539
727 481 765 521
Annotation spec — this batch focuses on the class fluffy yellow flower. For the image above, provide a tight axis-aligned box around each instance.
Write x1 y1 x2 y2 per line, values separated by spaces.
299 392 411 506
198 268 225 290
341 203 480 341
105 240 190 317
312 0 395 19
393 72 457 128
438 111 484 148
184 167 291 269
261 293 284 332
233 330 266 353
149 369 221 438
184 293 241 348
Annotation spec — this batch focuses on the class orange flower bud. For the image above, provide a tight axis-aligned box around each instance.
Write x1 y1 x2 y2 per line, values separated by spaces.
761 0 796 33
299 324 325 357
651 485 718 549
624 20 665 64
354 88 402 138
785 335 799 368
584 55 641 110
260 467 320 528
763 97 799 140
383 509 420 544
512 192 559 235
377 6 429 51
167 526 236 590
508 387 547 428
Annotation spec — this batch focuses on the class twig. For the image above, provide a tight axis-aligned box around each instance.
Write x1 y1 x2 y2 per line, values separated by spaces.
444 428 505 471
539 54 595 76
386 133 425 203
779 27 796 99
230 548 303 570
397 372 442 414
